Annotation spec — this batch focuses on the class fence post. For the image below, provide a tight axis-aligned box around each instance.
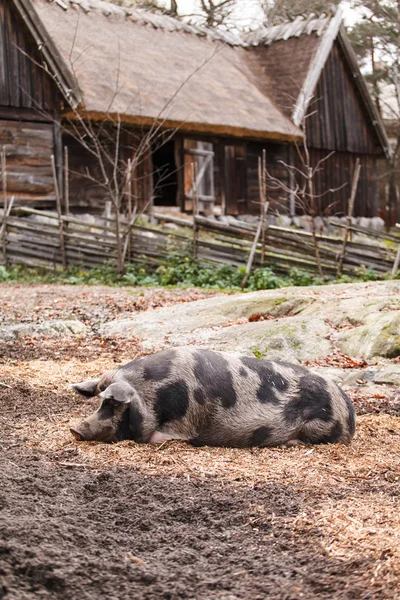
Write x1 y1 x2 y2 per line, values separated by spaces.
260 150 268 265
337 158 361 277
0 196 15 267
51 154 67 269
64 146 70 216
1 147 7 263
192 162 199 259
392 223 400 278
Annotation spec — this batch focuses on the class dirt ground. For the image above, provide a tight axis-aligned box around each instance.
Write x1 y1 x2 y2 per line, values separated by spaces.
0 283 399 600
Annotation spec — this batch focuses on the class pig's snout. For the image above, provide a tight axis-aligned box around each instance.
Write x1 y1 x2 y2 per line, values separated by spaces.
70 427 85 441
70 417 116 443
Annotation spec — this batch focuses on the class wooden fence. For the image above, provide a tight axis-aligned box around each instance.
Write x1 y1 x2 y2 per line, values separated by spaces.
0 206 399 277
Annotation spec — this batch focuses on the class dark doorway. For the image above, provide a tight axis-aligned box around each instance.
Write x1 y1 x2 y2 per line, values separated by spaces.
224 144 247 215
152 141 178 206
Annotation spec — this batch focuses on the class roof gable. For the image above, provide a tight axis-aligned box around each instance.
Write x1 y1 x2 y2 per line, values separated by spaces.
246 11 389 156
11 0 82 106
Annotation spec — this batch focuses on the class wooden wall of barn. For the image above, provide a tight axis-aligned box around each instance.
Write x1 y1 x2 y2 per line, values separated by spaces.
302 41 381 217
0 0 62 207
211 140 291 216
307 42 380 155
304 149 377 217
64 129 155 214
0 0 59 111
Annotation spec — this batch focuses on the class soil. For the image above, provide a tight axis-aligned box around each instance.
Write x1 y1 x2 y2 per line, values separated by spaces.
0 283 399 600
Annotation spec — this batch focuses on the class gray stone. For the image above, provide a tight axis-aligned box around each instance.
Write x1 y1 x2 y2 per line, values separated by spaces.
357 217 371 229
308 367 348 385
292 216 301 228
217 216 232 224
266 215 278 226
0 319 88 341
99 280 400 365
342 367 379 387
277 215 292 227
298 215 313 231
337 311 400 359
99 292 317 339
370 217 385 232
237 214 259 224
373 365 400 386
314 216 325 234
223 215 239 226
162 223 181 230
137 315 332 362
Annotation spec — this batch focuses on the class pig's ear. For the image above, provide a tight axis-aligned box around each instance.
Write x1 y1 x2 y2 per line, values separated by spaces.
69 379 100 397
99 389 131 404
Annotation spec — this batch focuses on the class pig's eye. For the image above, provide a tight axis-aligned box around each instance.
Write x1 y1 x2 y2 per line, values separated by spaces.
103 396 122 408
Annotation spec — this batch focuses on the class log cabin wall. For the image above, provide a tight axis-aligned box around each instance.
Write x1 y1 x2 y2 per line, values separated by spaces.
63 128 156 214
298 149 377 218
0 0 62 207
303 41 382 217
247 142 291 215
62 133 112 213
241 40 382 219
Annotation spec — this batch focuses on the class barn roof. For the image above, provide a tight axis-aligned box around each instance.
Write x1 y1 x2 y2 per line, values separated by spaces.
11 0 389 153
16 0 300 142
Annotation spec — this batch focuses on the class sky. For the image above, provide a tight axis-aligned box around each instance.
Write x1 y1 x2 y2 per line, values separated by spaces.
156 1 361 29
175 0 265 28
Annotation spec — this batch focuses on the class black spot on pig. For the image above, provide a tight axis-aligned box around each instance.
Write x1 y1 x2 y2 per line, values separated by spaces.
285 374 333 423
239 367 248 378
326 421 343 443
142 350 176 381
240 357 287 404
249 426 272 447
340 388 356 435
155 380 189 426
194 388 206 405
299 421 343 445
116 405 143 442
193 350 237 409
189 436 206 447
128 404 144 442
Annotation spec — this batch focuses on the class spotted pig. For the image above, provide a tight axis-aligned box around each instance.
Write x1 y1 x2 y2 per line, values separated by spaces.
70 347 355 447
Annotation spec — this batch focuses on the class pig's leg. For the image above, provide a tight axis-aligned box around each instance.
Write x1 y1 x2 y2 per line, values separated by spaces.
283 439 306 447
149 431 189 445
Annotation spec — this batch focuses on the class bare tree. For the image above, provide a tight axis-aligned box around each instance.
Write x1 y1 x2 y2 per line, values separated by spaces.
349 0 400 227
126 0 178 16
260 0 340 24
17 32 222 273
265 110 347 277
197 0 237 28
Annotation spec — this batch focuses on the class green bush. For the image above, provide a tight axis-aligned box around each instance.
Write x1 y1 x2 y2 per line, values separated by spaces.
0 265 11 282
0 254 387 290
354 265 379 281
247 267 283 290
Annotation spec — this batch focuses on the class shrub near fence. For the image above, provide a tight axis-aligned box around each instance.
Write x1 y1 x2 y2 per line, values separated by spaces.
0 207 399 277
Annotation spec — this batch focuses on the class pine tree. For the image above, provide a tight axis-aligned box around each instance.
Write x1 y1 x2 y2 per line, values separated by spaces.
349 0 400 225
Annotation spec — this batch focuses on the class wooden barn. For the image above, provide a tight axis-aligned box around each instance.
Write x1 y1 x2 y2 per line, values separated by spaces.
0 0 389 218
